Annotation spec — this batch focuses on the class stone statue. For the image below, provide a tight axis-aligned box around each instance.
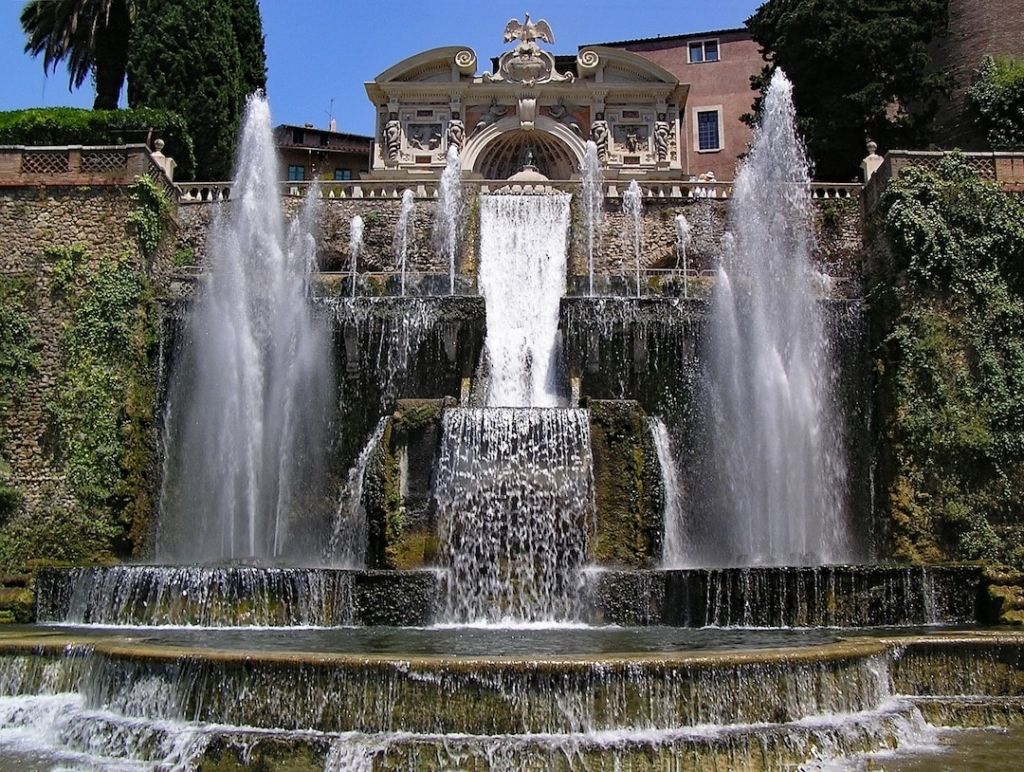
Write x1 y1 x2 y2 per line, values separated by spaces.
447 114 465 151
503 13 555 46
590 113 609 162
654 115 671 162
383 113 401 162
548 102 582 136
473 101 510 134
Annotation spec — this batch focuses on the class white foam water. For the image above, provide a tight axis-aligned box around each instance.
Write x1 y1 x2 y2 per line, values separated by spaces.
434 145 463 295
158 95 333 562
395 189 415 296
650 418 690 567
478 194 571 407
435 408 596 623
327 417 387 567
701 69 852 566
348 215 363 298
623 180 643 297
580 140 604 296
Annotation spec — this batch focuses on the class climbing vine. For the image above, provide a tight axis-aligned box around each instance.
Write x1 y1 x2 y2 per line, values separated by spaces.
45 246 158 561
872 154 1024 567
127 175 174 260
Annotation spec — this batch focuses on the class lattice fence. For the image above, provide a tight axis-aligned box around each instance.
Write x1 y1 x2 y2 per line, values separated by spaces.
81 150 128 174
20 151 69 175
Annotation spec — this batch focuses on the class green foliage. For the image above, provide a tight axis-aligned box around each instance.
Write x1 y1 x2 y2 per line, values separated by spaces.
0 277 41 423
20 0 134 110
127 0 267 180
967 56 1024 150
0 106 195 180
873 154 1024 566
173 248 195 268
127 175 173 259
746 0 948 180
44 247 158 558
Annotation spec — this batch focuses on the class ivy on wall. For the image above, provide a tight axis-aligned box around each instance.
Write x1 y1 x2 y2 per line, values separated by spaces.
872 154 1024 567
46 245 158 560
0 277 40 523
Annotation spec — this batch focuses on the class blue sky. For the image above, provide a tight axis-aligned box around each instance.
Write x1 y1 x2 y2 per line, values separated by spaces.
0 0 762 135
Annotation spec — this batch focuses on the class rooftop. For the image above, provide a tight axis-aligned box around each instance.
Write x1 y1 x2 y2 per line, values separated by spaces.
580 26 750 49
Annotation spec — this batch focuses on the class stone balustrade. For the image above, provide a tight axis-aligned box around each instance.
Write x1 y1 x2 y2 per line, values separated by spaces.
178 178 862 203
0 144 175 197
864 149 1024 211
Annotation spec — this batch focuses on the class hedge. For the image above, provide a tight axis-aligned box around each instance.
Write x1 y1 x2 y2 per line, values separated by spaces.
0 107 196 180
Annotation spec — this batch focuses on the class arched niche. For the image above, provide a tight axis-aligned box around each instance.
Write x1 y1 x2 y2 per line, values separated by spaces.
464 116 585 180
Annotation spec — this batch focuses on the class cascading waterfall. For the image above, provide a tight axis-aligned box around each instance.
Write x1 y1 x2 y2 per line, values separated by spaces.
327 417 387 567
651 418 689 567
478 193 571 407
435 408 596 623
348 215 363 298
623 180 643 297
395 189 415 296
702 69 851 566
580 140 604 296
675 213 691 298
158 95 333 563
435 145 463 295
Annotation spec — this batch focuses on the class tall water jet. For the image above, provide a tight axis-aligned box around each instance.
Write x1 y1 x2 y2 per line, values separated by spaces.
623 180 643 297
435 145 463 295
478 194 571 407
395 189 415 296
159 95 333 562
675 213 691 298
702 69 851 566
348 215 363 298
651 418 689 567
436 408 595 623
580 140 604 296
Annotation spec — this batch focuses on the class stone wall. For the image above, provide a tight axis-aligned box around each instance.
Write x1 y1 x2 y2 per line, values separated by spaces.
0 184 173 570
176 192 864 289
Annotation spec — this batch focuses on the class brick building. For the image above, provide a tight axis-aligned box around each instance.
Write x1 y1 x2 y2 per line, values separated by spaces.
591 28 762 181
928 0 1024 150
272 123 372 182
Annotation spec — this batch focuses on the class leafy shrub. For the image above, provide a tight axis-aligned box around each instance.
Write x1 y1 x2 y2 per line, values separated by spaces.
967 56 1024 150
0 107 196 180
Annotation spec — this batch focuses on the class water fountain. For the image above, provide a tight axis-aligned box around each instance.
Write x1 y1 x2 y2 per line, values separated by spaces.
157 95 333 563
699 69 853 567
580 140 604 296
348 214 363 298
675 213 690 298
2 66 1020 772
435 145 463 295
394 189 415 296
623 179 643 297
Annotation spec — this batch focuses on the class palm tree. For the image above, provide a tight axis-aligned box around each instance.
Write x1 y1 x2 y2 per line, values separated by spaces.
20 0 134 110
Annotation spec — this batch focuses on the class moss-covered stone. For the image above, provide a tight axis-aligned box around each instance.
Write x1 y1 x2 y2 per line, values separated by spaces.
588 400 663 568
0 587 33 623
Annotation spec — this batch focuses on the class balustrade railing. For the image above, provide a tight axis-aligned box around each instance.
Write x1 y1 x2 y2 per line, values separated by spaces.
177 179 862 203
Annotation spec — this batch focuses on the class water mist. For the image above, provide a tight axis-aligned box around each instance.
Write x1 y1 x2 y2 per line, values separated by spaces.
701 69 851 566
158 95 333 563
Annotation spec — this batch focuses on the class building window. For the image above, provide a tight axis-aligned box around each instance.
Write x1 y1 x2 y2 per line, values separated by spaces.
287 164 306 181
291 128 304 144
334 169 352 181
693 107 723 152
688 39 720 63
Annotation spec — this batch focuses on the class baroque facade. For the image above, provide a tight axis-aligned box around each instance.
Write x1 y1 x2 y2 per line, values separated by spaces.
365 16 687 181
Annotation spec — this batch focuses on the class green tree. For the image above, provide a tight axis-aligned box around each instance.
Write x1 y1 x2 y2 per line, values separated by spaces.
20 0 135 110
967 56 1024 150
229 0 267 98
127 0 265 179
746 0 948 180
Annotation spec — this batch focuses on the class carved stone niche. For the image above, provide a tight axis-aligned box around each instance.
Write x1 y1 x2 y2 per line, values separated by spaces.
613 124 650 155
399 107 449 162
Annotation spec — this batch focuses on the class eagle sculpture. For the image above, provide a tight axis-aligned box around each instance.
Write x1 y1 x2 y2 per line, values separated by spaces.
503 13 555 46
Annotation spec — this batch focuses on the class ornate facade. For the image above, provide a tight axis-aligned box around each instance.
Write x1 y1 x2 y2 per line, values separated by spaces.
365 16 688 181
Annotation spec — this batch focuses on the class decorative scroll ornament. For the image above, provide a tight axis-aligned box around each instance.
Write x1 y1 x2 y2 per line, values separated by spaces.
483 13 574 86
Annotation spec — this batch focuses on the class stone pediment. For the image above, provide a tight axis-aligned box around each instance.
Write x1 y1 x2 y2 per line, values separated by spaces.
365 17 689 179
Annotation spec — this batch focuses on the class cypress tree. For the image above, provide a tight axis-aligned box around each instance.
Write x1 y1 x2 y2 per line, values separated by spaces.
127 0 265 179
